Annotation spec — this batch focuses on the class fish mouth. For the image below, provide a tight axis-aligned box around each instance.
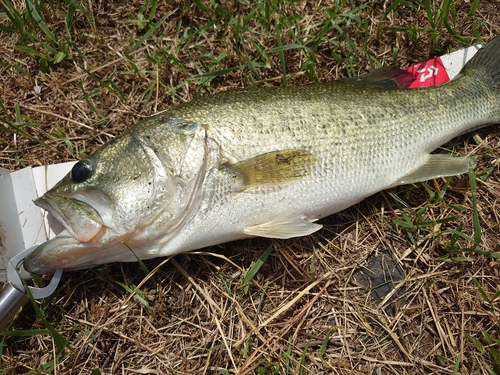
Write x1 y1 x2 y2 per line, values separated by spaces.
35 195 103 243
22 194 106 274
25 190 158 274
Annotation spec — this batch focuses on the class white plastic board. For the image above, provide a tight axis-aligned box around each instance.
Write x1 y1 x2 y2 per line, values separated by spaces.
0 162 75 280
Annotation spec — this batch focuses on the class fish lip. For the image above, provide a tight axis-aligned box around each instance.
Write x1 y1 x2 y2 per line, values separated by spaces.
23 232 106 274
23 232 76 274
35 196 66 229
35 194 103 243
23 232 135 274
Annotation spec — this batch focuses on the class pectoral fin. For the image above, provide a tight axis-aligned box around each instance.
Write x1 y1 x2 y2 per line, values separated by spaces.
227 149 318 190
395 154 476 186
244 212 322 239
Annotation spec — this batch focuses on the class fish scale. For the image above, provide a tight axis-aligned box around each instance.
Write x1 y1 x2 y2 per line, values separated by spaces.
24 35 500 274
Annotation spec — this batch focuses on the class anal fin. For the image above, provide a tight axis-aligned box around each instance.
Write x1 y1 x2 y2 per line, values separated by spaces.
244 212 322 239
395 154 476 186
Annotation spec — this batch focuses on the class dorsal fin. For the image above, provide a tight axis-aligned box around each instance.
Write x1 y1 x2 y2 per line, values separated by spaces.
340 66 416 90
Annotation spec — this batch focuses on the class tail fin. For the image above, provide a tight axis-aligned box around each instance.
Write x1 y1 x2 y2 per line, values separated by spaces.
462 35 500 85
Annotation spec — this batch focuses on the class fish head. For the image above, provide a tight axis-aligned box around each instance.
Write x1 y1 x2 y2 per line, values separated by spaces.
24 117 209 274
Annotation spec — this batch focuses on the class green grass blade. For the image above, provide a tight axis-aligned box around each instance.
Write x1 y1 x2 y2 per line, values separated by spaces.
0 328 51 337
470 275 491 304
192 0 209 13
268 44 305 53
0 103 49 147
26 0 58 43
275 22 287 85
0 0 26 34
130 13 169 52
147 0 158 22
240 244 274 291
14 44 46 58
467 334 484 352
468 248 500 259
452 354 461 375
189 66 240 82
465 0 480 21
468 165 481 249
115 281 151 311
424 0 436 29
319 328 332 359
123 243 155 283
24 286 69 353
64 0 76 41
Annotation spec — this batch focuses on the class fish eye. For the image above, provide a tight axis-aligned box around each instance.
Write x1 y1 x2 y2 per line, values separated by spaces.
71 159 94 183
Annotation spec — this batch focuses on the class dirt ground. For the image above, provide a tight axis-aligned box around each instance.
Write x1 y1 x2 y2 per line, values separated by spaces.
0 1 499 374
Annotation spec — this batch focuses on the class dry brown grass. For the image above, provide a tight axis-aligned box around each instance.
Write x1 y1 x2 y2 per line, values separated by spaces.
1 1 500 374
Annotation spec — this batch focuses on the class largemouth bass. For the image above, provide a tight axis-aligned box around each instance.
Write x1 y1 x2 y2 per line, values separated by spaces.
25 36 500 274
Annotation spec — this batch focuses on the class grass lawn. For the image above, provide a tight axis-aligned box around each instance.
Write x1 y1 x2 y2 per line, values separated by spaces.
1 0 499 374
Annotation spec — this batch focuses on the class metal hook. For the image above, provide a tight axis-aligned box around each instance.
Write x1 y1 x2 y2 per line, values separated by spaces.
0 244 63 331
6 245 63 299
